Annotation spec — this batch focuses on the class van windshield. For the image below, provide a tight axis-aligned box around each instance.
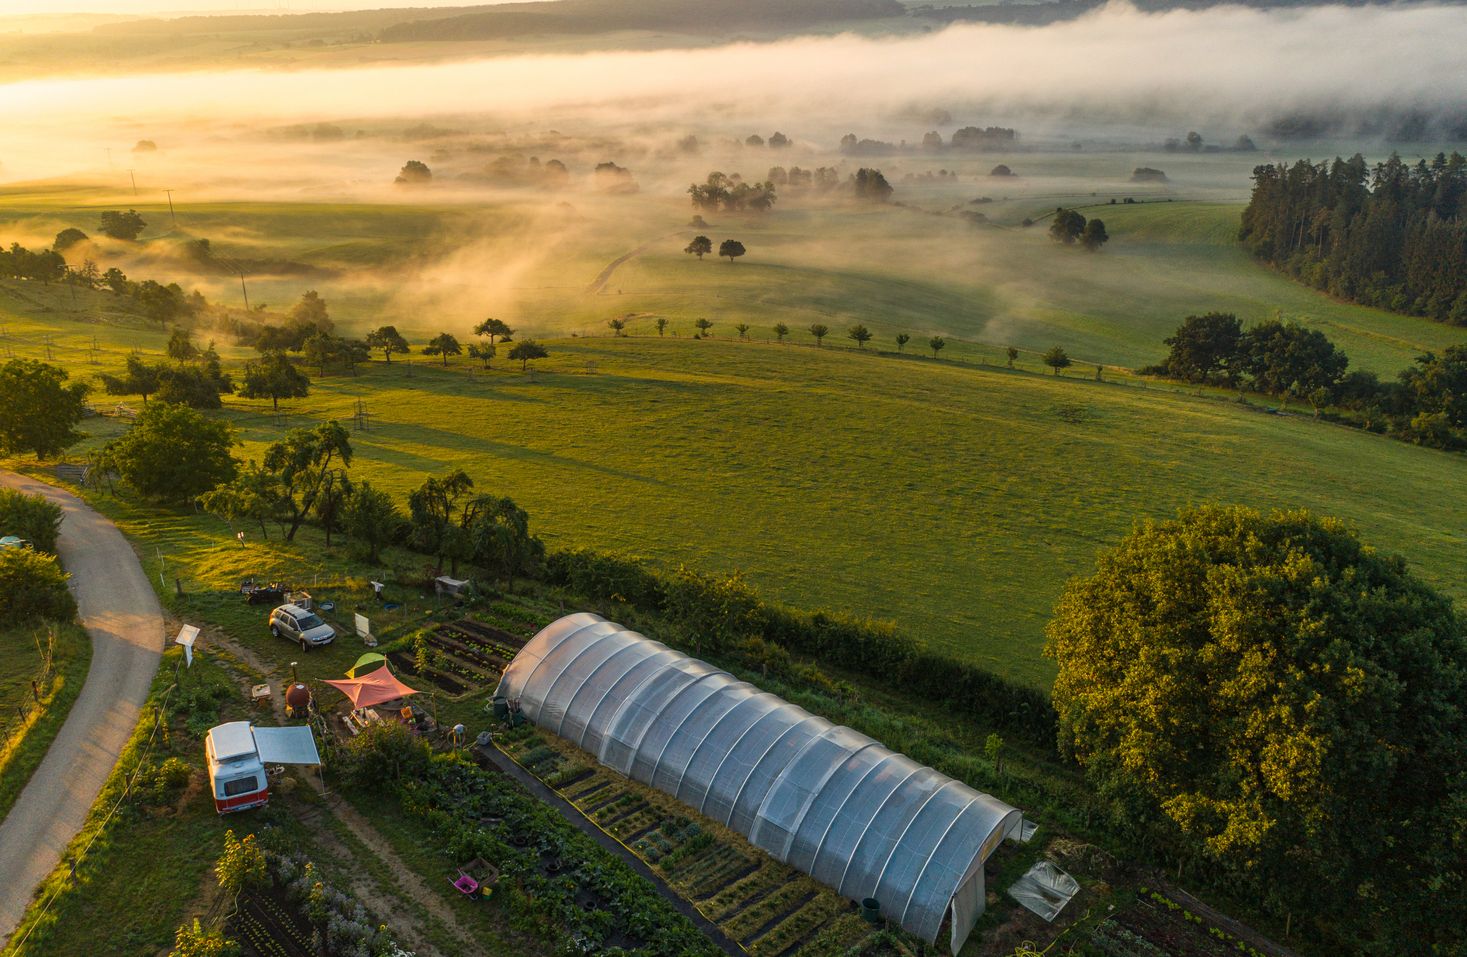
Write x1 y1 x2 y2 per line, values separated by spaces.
297 614 325 630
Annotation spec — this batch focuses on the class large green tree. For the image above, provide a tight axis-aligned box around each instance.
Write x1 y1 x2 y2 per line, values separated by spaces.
365 325 410 363
422 333 462 367
342 481 402 562
100 403 236 503
1160 312 1243 384
408 469 477 575
259 421 352 541
240 351 309 411
1239 319 1348 398
1046 505 1467 950
0 359 89 460
469 496 543 591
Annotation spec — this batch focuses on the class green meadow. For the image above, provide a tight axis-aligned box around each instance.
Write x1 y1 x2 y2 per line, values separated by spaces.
3 182 1466 686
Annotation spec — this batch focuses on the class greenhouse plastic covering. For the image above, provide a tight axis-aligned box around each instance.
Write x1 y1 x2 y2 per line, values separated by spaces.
495 613 1023 954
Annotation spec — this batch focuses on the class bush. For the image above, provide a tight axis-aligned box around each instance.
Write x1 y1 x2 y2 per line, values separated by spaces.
0 488 63 554
0 547 76 623
545 547 1057 747
335 720 431 787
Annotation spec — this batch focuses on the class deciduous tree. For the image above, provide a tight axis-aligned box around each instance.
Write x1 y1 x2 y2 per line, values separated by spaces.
239 351 309 411
365 325 410 363
0 359 88 460
847 324 872 349
423 332 462 366
895 333 909 353
260 420 352 541
809 323 829 347
719 239 746 262
102 402 236 502
929 335 946 359
508 339 548 371
1046 505 1467 948
1042 345 1072 375
684 235 713 260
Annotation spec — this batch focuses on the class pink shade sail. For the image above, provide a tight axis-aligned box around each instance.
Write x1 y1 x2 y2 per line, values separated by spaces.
322 664 419 709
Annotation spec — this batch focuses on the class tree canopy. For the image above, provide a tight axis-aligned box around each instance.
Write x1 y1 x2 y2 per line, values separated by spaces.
423 332 462 366
847 324 872 349
259 421 352 541
1159 312 1244 384
0 359 88 460
1049 208 1087 245
1046 505 1467 950
101 402 236 503
239 351 309 411
719 239 746 262
98 209 146 241
684 235 713 259
508 339 548 370
365 325 410 363
1042 345 1072 374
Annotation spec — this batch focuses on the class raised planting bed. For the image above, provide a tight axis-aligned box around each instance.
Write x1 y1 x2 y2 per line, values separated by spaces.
1107 899 1244 957
427 628 507 674
232 885 314 957
385 650 468 696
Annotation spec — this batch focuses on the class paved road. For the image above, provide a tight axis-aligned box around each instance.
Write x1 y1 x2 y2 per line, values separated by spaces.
0 472 163 944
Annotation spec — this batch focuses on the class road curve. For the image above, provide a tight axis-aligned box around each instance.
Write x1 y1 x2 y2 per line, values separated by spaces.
0 472 163 944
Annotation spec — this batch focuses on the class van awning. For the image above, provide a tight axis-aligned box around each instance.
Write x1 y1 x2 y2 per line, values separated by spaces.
253 725 321 765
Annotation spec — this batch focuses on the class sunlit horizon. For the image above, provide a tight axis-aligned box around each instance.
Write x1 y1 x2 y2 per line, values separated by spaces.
0 0 542 18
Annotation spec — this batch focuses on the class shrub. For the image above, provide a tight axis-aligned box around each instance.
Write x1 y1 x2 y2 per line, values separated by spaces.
0 547 76 623
0 488 63 554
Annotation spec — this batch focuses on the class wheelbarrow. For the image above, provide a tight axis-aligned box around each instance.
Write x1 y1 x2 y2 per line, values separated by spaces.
450 857 500 902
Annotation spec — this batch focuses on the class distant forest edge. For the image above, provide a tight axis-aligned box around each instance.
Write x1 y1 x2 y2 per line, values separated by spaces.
377 0 905 41
1241 152 1467 325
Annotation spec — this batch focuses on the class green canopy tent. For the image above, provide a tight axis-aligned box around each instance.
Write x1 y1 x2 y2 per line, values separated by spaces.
348 652 386 677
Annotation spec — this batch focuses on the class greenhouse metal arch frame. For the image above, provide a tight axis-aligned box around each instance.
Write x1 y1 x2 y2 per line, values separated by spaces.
495 613 1023 954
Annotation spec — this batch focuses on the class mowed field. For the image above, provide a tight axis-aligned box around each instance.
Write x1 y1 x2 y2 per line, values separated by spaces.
6 315 1467 685
3 181 1466 685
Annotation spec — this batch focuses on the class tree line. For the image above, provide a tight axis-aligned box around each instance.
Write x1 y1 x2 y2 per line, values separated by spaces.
1146 311 1467 449
0 236 197 324
1240 152 1467 324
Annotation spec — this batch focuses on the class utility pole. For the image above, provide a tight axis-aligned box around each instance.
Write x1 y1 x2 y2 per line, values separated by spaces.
163 188 177 227
127 169 137 195
238 271 250 311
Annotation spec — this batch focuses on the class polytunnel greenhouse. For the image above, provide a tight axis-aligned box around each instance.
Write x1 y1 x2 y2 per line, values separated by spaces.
493 612 1024 955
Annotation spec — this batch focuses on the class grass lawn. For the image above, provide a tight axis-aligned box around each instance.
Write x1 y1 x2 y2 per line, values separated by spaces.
14 329 1467 689
0 622 91 826
3 185 1466 685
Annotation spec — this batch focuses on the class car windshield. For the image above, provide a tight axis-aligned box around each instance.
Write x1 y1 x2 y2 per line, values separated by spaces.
297 614 325 630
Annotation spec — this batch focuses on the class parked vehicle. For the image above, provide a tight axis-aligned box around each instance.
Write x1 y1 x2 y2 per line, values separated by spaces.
269 603 336 650
205 721 321 814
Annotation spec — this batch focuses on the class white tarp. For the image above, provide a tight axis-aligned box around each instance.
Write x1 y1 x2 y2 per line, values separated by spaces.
252 725 321 765
1007 860 1080 922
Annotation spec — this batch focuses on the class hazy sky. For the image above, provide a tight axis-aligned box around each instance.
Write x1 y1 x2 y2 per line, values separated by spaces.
1 0 533 15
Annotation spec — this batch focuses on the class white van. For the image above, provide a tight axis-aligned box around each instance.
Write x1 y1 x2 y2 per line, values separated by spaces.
205 722 269 813
205 721 322 814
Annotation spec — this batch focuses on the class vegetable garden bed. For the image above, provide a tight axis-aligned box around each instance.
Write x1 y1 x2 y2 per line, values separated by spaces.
495 724 929 957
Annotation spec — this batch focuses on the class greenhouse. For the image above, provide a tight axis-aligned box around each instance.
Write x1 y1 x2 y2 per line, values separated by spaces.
494 613 1024 954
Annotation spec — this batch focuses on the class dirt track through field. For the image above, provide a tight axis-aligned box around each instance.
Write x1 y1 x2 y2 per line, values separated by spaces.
0 472 163 944
585 230 685 294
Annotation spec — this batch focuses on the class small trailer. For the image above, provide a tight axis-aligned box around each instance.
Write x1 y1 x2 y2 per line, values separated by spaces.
205 721 321 814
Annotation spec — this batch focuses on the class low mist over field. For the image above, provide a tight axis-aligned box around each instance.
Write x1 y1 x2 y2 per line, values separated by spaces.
3 2 1467 190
